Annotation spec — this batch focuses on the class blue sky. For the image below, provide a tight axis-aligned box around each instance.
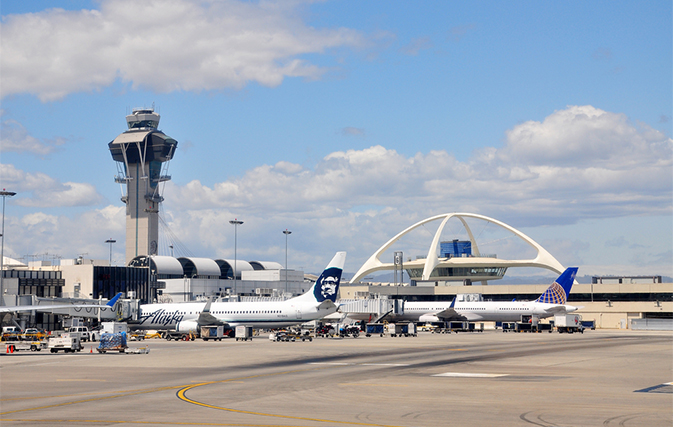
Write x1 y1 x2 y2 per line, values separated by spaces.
1 0 671 278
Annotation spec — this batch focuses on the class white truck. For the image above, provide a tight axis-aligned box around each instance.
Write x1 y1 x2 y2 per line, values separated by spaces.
554 314 584 334
48 333 83 353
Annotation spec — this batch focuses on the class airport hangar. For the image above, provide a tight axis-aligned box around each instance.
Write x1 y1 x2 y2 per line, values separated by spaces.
2 213 670 331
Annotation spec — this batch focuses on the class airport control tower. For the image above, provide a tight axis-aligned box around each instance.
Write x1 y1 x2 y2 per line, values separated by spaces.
108 108 178 264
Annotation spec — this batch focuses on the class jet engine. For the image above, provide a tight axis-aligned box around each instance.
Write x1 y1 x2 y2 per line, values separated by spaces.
419 314 441 323
176 320 199 333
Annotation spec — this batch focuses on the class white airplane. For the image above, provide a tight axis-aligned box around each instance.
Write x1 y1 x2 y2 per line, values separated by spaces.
348 268 580 323
0 293 122 314
131 252 346 332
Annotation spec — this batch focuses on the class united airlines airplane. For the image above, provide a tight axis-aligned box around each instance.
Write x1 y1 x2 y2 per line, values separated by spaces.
130 252 346 332
348 268 580 323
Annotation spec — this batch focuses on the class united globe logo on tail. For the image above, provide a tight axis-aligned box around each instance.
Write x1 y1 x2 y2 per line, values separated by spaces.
313 267 342 303
535 267 578 304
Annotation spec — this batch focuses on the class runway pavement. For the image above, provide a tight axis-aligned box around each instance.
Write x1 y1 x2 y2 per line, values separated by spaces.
1 329 671 427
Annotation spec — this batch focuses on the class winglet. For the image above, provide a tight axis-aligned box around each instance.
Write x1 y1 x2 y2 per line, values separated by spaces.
106 292 123 307
449 297 456 308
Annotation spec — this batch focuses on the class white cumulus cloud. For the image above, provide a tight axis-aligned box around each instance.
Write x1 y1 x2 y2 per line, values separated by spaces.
0 164 104 207
1 0 365 101
0 118 65 156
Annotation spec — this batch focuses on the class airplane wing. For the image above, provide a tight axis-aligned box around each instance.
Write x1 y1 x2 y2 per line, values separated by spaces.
418 298 466 322
0 292 122 314
196 299 229 327
433 307 462 320
317 300 336 311
197 311 226 326
542 304 580 315
418 308 465 322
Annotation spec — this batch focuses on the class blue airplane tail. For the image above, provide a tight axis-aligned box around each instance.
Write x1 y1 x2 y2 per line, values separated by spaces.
535 268 578 304
107 292 123 307
295 252 346 303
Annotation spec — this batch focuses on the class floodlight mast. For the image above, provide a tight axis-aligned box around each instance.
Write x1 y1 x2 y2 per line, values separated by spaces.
0 190 16 301
283 229 292 293
229 219 244 294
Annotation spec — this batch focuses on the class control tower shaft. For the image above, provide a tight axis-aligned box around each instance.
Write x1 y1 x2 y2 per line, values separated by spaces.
108 109 178 264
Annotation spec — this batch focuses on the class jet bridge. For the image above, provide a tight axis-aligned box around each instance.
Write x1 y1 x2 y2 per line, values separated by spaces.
338 298 404 322
2 295 140 322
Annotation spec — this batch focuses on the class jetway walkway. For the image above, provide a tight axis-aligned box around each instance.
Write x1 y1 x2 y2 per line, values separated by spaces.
2 294 140 322
337 298 404 322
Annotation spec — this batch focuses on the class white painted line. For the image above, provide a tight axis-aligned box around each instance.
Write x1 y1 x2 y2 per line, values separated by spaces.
308 362 353 365
308 362 410 367
433 372 510 378
361 363 410 366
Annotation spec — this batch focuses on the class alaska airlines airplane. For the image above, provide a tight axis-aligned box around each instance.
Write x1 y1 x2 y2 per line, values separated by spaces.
348 268 579 323
131 252 346 332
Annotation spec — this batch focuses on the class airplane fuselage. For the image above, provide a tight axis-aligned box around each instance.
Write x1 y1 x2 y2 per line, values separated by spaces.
348 300 577 323
133 299 336 330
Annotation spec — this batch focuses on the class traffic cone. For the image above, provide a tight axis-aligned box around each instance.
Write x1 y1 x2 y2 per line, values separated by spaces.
5 345 8 353
90 346 93 353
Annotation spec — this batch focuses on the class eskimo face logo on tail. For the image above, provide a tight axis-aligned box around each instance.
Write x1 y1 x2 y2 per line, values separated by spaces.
313 267 342 302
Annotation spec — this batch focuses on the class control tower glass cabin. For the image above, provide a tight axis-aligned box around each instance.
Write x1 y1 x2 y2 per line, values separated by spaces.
108 109 178 264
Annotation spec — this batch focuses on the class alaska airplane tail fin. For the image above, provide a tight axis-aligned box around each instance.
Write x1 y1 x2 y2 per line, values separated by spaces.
293 252 346 304
535 268 578 304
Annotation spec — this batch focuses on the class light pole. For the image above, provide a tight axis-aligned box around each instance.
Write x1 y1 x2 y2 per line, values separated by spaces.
283 229 292 294
229 219 243 295
105 239 116 266
0 190 16 298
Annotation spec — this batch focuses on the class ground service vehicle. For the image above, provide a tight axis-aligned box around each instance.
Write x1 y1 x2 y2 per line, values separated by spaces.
163 330 196 341
48 333 83 353
68 326 96 342
5 341 47 352
555 314 584 333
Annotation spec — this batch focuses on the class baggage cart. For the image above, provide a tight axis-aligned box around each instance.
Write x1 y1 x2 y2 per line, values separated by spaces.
97 332 128 353
235 326 253 341
201 325 224 341
386 323 408 337
365 323 385 337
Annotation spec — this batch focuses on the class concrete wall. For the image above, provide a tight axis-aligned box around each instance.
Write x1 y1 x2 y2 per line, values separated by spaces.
60 264 95 298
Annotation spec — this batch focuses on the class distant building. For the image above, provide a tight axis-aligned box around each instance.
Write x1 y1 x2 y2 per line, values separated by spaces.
350 213 566 285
